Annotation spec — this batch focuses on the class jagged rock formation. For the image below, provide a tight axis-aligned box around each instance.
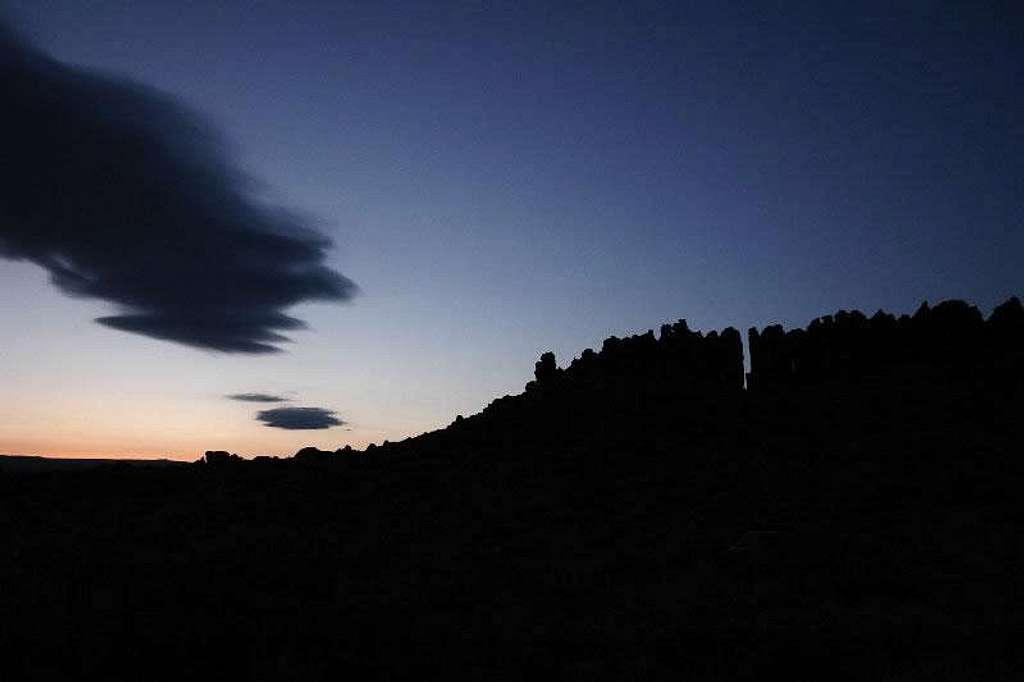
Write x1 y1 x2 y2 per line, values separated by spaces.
2 297 1022 680
419 297 1021 460
748 297 1024 390
527 320 744 396
416 319 746 465
201 450 244 467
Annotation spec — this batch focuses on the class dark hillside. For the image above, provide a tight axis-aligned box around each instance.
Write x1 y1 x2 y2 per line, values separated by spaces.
1 298 1022 680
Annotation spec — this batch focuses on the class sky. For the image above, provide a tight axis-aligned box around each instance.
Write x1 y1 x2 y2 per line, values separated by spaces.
1 0 1021 459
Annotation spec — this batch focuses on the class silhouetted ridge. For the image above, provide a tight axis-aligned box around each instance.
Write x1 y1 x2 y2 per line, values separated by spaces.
2 297 1022 679
527 321 743 396
747 297 1024 390
422 298 1019 460
189 298 1023 465
420 320 746 454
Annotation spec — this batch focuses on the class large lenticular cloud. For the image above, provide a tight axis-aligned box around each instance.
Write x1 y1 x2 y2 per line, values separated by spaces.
0 23 356 353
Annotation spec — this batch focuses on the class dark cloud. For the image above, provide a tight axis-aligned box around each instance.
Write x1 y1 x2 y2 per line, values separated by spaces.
227 393 289 403
0 23 356 353
256 407 344 430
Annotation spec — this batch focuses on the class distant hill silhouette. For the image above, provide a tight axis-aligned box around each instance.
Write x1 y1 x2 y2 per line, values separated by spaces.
0 454 186 473
2 297 1022 680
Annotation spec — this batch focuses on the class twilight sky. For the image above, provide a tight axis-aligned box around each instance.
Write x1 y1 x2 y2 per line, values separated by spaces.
1 1 1021 459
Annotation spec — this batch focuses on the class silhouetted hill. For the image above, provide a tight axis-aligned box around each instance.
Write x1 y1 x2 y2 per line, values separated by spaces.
1 298 1022 680
0 454 187 473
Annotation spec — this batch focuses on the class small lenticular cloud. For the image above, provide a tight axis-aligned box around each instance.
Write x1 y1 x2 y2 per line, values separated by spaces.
227 393 289 403
256 407 344 430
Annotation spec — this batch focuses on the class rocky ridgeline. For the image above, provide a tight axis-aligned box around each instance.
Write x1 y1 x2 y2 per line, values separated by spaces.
491 295 1024 420
748 296 1024 390
200 296 1023 463
527 319 744 394
434 319 747 441
11 299 1024 680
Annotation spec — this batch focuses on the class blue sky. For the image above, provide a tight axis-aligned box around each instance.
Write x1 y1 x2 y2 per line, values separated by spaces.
1 1 1020 458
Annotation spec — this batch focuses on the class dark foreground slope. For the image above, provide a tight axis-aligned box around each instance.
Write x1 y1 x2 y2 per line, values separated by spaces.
1 299 1023 680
